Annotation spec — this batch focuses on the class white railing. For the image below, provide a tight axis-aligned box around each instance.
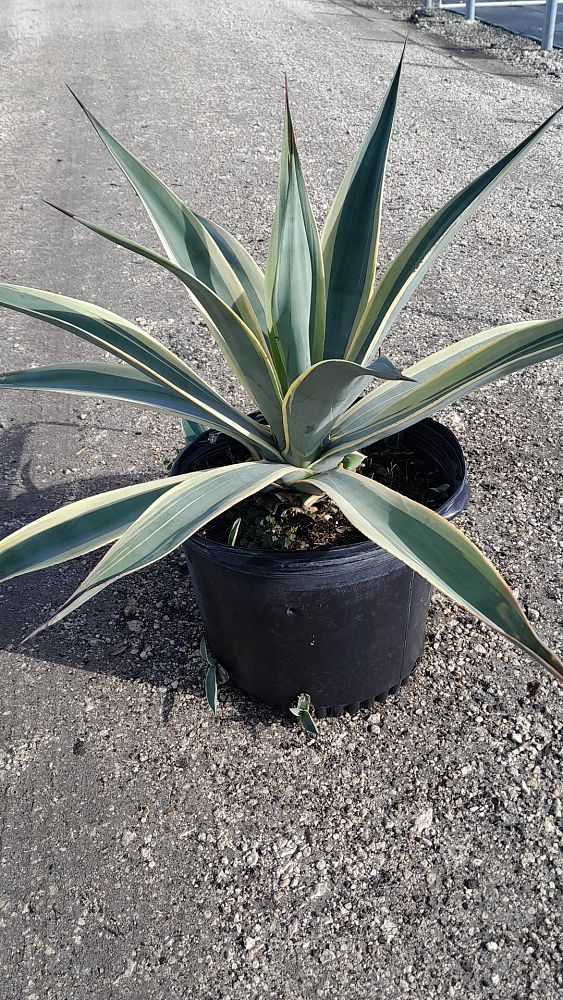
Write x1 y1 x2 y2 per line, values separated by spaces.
422 0 560 50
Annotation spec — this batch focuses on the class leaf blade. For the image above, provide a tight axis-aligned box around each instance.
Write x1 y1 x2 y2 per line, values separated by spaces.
182 418 207 444
0 475 187 584
164 269 285 446
299 711 319 737
0 362 220 424
346 104 562 364
328 317 563 457
205 663 218 714
42 209 284 440
311 470 562 680
43 462 296 628
194 211 267 334
267 83 325 381
46 203 271 354
322 51 404 358
67 88 264 339
282 356 407 465
0 282 281 460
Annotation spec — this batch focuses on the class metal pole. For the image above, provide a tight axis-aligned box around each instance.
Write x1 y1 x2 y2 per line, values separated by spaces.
542 0 558 49
466 0 476 19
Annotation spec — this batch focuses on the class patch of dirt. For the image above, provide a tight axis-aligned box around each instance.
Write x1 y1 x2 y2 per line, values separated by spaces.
200 436 451 551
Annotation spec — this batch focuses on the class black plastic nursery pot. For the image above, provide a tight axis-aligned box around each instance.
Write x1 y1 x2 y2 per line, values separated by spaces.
171 418 469 717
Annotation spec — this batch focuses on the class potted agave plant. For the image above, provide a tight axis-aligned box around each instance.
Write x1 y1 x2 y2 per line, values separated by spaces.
0 56 562 722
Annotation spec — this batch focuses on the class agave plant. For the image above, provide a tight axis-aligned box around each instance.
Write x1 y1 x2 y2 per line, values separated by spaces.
0 56 562 680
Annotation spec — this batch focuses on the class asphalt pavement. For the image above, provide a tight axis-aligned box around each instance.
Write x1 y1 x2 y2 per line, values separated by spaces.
444 1 563 49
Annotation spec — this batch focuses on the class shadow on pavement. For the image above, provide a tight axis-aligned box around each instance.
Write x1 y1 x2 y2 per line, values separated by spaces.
0 423 197 684
0 423 287 727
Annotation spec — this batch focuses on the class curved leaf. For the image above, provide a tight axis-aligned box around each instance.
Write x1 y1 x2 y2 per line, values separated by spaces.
282 356 407 465
0 362 221 424
319 319 553 454
312 469 562 680
322 49 404 358
327 317 563 458
68 88 263 339
0 282 281 460
46 201 270 355
156 266 285 447
39 461 296 631
346 103 562 364
194 212 267 334
0 475 186 584
43 209 283 441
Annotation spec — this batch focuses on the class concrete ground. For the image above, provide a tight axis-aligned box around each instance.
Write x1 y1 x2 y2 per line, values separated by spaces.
0 1 562 997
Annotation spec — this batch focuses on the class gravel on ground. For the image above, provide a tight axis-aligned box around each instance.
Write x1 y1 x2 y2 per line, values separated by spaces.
395 0 563 80
0 1 562 998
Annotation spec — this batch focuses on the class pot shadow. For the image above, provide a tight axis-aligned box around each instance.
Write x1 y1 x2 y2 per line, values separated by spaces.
0 424 291 732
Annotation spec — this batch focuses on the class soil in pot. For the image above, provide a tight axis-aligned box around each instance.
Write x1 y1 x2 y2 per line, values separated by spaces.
198 435 453 551
173 418 469 714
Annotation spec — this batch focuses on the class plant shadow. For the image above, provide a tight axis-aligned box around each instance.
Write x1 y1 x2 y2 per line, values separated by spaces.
0 423 289 731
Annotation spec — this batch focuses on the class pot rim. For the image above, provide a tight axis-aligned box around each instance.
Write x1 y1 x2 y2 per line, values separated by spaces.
172 417 470 563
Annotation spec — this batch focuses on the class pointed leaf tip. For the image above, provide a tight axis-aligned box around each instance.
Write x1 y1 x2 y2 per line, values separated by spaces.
283 75 295 155
65 83 87 113
22 619 49 644
43 199 75 220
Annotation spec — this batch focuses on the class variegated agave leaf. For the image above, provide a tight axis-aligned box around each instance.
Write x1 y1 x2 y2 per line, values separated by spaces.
0 59 561 682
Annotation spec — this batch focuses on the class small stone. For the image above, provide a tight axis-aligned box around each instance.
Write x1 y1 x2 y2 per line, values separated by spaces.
544 815 556 834
510 732 524 745
320 949 335 965
526 608 540 622
124 598 138 619
491 974 500 986
367 713 381 726
412 807 433 835
486 941 499 952
245 937 256 951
